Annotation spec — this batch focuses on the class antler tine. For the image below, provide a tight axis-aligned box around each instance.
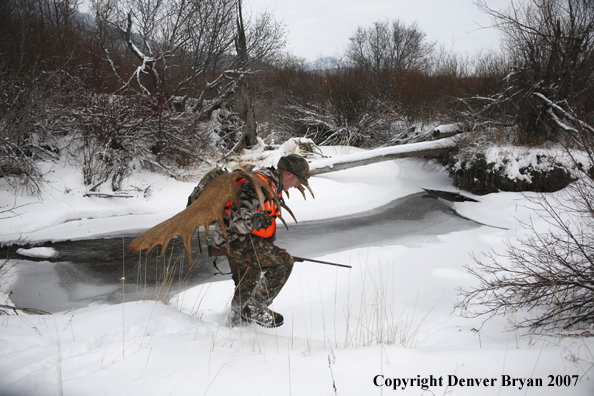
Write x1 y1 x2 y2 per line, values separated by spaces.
296 184 307 200
305 184 315 199
280 198 298 223
278 214 289 230
295 183 315 200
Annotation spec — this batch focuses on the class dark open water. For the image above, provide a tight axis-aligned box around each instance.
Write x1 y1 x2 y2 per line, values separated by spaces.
2 192 481 313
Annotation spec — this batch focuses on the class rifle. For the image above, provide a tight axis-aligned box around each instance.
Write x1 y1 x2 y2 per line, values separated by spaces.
207 246 351 269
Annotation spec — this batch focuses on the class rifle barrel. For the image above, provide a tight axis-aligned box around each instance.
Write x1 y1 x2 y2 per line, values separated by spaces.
293 256 352 269
208 246 351 269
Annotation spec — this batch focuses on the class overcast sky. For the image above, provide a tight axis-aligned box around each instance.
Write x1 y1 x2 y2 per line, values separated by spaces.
246 0 512 61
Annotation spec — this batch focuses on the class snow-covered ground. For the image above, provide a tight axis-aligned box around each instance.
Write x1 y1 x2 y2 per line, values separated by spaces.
0 143 593 396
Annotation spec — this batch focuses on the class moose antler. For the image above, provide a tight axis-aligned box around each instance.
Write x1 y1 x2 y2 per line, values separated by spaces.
285 182 315 200
126 170 295 270
297 183 315 199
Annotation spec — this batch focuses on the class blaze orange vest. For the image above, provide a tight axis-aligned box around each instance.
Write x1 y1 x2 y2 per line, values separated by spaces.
225 173 281 238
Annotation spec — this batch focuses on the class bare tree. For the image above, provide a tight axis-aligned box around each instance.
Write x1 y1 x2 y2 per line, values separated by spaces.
475 0 594 144
243 8 287 68
344 18 436 123
346 18 435 79
91 0 238 109
91 0 286 158
234 0 256 147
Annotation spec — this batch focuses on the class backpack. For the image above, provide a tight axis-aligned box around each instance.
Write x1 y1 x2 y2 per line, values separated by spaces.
186 167 228 207
186 164 259 207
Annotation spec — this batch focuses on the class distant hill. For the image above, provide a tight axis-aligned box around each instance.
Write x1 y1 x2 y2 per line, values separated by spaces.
305 57 353 73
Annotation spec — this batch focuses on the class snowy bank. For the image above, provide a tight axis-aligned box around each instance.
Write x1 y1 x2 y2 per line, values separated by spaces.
0 144 593 396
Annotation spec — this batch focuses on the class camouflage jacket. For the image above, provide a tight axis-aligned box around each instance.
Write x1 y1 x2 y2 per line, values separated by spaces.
213 167 282 249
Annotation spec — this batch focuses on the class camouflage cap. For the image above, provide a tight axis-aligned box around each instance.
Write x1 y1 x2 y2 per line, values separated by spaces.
277 154 310 186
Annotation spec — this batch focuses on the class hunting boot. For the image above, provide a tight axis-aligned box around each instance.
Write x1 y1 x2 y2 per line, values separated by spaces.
241 301 284 328
241 280 284 328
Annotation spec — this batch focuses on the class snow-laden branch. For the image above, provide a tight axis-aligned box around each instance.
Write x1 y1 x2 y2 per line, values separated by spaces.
534 92 594 135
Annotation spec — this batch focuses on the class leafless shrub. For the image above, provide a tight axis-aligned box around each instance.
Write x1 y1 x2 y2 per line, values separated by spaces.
457 93 594 333
457 178 594 331
278 67 397 147
279 100 397 147
72 92 214 190
0 67 73 195
0 0 94 194
72 93 152 191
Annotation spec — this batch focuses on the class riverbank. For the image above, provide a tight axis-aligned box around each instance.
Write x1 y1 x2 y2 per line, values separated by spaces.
1 145 592 396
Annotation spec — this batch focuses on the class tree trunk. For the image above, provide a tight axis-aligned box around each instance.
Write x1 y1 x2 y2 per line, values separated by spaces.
235 0 257 147
236 77 257 146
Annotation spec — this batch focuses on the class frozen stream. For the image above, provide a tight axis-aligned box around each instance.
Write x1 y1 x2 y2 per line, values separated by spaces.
4 191 482 313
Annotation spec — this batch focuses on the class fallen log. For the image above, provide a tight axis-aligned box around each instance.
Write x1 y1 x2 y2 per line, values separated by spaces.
309 137 458 176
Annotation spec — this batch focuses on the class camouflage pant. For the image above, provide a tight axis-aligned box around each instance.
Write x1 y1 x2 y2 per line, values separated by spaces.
225 235 294 310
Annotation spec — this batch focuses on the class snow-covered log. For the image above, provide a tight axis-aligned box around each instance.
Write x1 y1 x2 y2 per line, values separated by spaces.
309 137 457 175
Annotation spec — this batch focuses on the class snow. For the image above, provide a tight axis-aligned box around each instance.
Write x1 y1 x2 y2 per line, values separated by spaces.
309 137 458 172
484 145 571 183
434 124 461 134
0 143 593 396
15 247 59 259
452 144 583 185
